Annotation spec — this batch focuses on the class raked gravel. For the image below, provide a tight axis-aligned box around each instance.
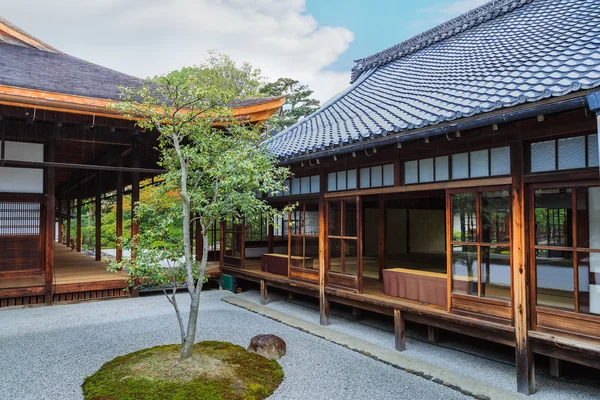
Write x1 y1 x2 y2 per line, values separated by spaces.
234 290 600 400
0 289 470 400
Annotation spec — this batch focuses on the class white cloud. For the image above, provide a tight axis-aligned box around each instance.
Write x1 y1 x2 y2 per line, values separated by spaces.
2 0 354 103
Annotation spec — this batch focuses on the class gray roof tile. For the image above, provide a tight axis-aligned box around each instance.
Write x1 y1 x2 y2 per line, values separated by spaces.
267 0 600 159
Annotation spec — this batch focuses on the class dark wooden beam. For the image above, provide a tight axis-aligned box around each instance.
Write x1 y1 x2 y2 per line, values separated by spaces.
3 159 166 174
378 198 386 282
116 156 123 262
66 198 71 246
44 134 56 306
511 141 535 395
267 223 274 254
195 219 202 264
95 173 102 262
394 309 406 351
76 198 82 252
428 326 440 343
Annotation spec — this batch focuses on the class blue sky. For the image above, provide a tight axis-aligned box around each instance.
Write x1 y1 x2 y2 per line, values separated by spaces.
307 0 487 73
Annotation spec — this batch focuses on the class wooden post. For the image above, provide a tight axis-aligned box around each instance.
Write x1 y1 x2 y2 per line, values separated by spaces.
220 221 225 267
319 172 330 325
427 326 439 343
116 156 123 262
394 309 406 351
378 198 386 282
44 136 56 306
95 173 102 262
76 198 82 252
66 199 71 246
267 223 274 254
511 141 535 395
131 145 140 241
57 199 63 245
351 307 363 321
549 358 562 378
195 219 203 263
260 279 268 305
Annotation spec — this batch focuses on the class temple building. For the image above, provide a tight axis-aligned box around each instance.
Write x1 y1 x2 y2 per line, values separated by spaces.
220 0 600 394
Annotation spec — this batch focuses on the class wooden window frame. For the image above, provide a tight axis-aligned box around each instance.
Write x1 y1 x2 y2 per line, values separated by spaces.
527 132 598 175
288 203 319 273
529 181 600 321
448 186 512 303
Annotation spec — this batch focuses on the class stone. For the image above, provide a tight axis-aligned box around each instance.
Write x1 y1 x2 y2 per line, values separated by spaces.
247 334 286 360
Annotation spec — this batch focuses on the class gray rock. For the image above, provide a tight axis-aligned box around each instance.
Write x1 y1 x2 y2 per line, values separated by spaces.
248 334 286 360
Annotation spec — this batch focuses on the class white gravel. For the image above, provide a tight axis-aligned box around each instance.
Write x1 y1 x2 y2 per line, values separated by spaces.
0 290 470 400
234 290 600 400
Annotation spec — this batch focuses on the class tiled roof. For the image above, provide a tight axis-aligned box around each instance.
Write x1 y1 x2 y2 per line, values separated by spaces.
267 0 600 160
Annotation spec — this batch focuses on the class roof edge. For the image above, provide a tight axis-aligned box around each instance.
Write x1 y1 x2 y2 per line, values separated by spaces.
0 17 62 53
351 0 532 83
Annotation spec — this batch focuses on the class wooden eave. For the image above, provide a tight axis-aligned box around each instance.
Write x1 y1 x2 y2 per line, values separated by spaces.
0 84 286 124
0 18 61 53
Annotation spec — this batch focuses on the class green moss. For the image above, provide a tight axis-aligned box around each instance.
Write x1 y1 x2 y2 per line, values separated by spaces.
82 341 284 400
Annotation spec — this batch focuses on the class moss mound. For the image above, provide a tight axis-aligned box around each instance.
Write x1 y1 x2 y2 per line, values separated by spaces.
82 341 284 400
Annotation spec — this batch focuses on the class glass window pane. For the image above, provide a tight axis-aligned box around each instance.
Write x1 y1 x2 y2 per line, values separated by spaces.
481 190 510 244
481 246 511 301
310 175 320 193
531 140 556 172
452 192 477 242
290 210 303 235
304 237 319 270
343 239 358 277
577 187 600 250
490 147 511 176
578 252 600 315
328 202 341 236
291 178 300 195
452 245 478 296
305 208 319 236
328 238 342 274
558 136 586 170
347 169 357 190
337 171 347 191
419 158 434 182
301 176 310 194
284 180 291 196
534 189 573 247
588 134 599 168
383 164 395 186
452 153 469 179
470 150 489 178
435 156 449 181
359 167 371 188
344 201 357 237
405 160 418 184
327 173 336 191
371 165 383 187
536 249 574 310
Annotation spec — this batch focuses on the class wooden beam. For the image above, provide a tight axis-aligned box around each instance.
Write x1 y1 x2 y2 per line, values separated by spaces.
394 309 406 351
131 145 140 241
116 156 123 262
57 199 63 245
76 198 82 252
378 198 386 282
268 223 274 254
2 159 166 175
260 279 268 305
219 221 225 268
44 135 56 306
549 358 562 378
195 219 202 263
95 173 102 262
319 172 330 326
511 141 535 395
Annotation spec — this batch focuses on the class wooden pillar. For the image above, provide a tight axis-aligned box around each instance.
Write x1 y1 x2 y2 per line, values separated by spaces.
219 221 225 267
511 141 535 395
95 173 102 262
116 156 123 262
549 358 562 378
66 199 71 246
357 195 363 293
195 219 203 263
351 307 363 321
131 145 140 241
394 309 406 351
260 279 268 305
57 199 63 245
427 326 439 343
76 198 82 252
44 136 56 306
378 198 386 282
319 172 330 325
267 223 274 254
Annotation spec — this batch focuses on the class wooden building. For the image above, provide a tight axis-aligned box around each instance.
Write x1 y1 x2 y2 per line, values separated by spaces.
0 19 284 307
219 0 600 394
